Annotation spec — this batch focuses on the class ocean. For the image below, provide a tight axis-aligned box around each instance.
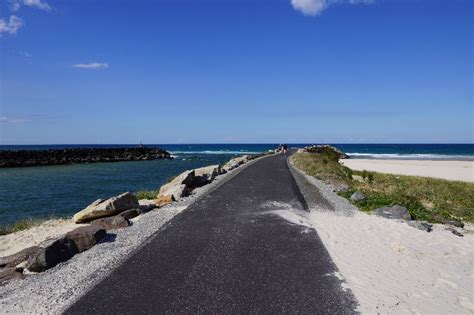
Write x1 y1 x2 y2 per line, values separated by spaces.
1 143 473 225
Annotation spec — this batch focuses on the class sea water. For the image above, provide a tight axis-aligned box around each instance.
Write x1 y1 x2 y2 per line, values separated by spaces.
1 143 472 225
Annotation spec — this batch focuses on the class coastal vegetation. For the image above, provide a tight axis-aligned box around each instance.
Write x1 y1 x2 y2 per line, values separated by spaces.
135 190 157 200
292 151 474 223
0 217 52 236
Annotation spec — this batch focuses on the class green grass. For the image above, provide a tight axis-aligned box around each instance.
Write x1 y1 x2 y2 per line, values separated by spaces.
293 152 474 223
0 217 53 236
135 190 157 200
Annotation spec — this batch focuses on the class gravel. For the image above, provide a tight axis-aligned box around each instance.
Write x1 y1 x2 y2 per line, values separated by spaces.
0 157 264 314
288 157 358 217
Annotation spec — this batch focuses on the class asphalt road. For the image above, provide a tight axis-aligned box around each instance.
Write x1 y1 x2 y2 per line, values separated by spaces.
66 153 358 314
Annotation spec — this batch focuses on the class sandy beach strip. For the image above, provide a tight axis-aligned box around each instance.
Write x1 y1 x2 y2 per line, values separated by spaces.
288 163 474 314
341 159 474 182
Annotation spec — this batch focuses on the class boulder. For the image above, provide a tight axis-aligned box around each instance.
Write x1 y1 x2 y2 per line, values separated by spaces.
222 156 249 172
90 215 131 230
168 170 196 187
26 238 78 272
65 226 107 252
155 195 175 208
434 216 464 228
406 221 433 232
0 268 24 284
350 191 365 202
27 226 106 272
193 165 223 187
119 208 142 220
373 205 411 221
73 192 139 223
158 184 188 200
447 227 464 237
138 199 157 212
0 246 39 268
157 170 195 200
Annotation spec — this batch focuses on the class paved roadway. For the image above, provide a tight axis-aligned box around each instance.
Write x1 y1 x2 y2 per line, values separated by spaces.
66 153 358 314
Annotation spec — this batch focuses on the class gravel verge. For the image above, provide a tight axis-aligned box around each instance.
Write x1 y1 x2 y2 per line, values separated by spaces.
288 156 357 216
0 156 266 314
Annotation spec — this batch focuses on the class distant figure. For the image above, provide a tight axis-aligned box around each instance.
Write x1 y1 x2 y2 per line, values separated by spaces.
283 144 288 154
277 144 283 154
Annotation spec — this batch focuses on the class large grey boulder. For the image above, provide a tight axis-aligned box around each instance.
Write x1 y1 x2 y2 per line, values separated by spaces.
73 192 139 223
157 170 195 200
373 205 411 221
26 238 78 272
158 184 188 200
350 191 365 202
89 215 131 230
65 226 107 252
193 165 223 187
26 226 106 272
222 155 249 172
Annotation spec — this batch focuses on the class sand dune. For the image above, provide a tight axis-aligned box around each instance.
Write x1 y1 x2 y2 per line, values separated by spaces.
341 159 474 182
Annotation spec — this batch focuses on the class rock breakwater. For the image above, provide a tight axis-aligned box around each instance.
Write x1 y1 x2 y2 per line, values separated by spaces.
0 147 172 168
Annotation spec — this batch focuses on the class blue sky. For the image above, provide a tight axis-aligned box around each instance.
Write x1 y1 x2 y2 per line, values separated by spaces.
0 0 472 144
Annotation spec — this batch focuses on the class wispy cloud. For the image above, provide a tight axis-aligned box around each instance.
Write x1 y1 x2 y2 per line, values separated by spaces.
9 0 52 12
0 116 30 124
72 62 109 69
291 0 374 16
0 15 23 36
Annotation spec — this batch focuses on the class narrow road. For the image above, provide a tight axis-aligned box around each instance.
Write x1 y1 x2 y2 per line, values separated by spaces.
66 154 357 314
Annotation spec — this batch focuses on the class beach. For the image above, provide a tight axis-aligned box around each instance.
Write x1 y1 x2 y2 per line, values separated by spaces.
341 159 474 182
288 163 474 314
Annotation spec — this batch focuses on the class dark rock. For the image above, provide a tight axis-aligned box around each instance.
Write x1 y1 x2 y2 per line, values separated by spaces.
0 268 24 284
119 208 142 220
406 221 433 232
27 226 106 272
26 238 79 273
350 191 365 202
373 205 411 221
0 246 38 268
447 228 464 237
89 215 131 230
65 226 107 252
0 147 172 168
434 216 464 229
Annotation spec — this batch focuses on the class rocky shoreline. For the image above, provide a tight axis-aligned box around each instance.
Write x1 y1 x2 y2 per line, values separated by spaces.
0 152 273 285
0 147 172 168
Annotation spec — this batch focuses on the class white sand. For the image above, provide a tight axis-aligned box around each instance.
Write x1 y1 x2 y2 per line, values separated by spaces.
0 219 81 257
271 207 474 314
341 159 474 183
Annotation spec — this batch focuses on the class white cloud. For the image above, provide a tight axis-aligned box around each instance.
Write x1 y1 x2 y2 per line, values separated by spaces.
9 0 51 12
291 0 374 16
0 15 23 36
0 116 30 124
72 63 109 69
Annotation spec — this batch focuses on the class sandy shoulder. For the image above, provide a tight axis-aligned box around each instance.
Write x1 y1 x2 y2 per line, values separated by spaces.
0 219 83 257
287 161 474 314
341 159 474 183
